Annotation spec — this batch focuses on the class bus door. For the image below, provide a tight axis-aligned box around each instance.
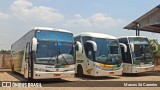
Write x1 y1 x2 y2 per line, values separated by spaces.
120 44 132 73
120 46 126 62
25 42 32 79
84 43 94 75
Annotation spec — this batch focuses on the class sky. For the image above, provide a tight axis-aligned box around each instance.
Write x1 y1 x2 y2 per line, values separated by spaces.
0 0 160 50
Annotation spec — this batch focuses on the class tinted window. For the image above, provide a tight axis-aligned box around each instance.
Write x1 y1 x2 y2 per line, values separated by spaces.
74 36 81 51
35 41 74 65
36 30 73 42
129 37 149 44
118 38 132 63
118 38 128 44
84 43 94 60
82 36 92 44
74 36 81 42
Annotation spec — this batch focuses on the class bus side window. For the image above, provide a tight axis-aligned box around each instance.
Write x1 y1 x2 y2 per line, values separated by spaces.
84 43 94 60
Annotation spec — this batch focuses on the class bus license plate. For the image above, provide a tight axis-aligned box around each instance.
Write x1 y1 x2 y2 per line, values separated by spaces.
109 72 114 74
145 68 148 70
54 74 61 76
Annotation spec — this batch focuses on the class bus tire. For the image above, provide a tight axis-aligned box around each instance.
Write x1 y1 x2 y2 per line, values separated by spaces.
11 64 15 73
77 65 83 77
28 77 33 81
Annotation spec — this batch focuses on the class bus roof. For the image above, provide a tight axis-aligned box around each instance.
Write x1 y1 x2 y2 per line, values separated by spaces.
75 32 116 39
32 27 72 34
118 36 147 39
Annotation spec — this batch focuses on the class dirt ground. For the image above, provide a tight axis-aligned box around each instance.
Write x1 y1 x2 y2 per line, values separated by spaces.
0 66 160 90
155 65 160 70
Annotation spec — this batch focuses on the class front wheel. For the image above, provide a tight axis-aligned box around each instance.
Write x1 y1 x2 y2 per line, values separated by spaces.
77 65 84 77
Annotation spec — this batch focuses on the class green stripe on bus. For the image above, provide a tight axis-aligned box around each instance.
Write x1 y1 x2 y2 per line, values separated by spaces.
55 65 65 68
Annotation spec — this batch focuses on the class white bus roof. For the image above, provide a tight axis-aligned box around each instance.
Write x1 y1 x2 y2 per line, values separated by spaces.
75 32 116 39
32 27 72 34
118 36 147 39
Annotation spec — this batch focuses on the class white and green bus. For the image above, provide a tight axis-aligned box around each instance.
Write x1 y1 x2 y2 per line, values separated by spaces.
74 32 125 76
118 36 156 73
11 27 76 79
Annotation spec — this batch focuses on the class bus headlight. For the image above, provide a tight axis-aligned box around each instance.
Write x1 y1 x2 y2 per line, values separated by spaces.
94 64 103 69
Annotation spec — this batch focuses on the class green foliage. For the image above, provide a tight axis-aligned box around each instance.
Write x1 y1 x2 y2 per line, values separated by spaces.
155 45 160 58
0 50 11 54
149 39 160 58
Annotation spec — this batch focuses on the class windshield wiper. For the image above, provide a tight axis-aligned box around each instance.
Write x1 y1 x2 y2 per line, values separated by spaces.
58 47 68 64
48 48 59 64
47 57 57 64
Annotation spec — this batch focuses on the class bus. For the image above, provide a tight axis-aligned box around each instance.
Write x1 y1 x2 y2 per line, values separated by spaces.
10 27 76 79
118 36 156 73
74 32 126 76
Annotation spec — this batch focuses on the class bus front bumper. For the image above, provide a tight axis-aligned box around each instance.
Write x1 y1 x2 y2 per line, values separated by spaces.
93 68 123 76
33 71 75 79
131 65 154 73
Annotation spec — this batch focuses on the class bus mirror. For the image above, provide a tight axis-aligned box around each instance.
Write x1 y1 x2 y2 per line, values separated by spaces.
119 43 127 52
130 43 134 52
75 41 82 53
32 37 37 51
86 40 97 52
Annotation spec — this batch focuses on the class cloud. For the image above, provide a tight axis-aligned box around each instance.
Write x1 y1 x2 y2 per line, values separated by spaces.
89 13 126 28
64 13 127 29
0 12 10 20
74 14 82 18
64 14 92 27
10 0 64 23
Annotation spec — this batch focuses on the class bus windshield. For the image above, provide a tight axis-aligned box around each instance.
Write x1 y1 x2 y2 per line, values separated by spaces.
132 44 153 62
108 39 119 54
129 37 149 44
35 30 74 65
93 38 122 65
129 37 153 62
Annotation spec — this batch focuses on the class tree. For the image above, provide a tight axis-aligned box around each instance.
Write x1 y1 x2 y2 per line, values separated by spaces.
149 39 160 57
149 39 160 65
0 50 11 54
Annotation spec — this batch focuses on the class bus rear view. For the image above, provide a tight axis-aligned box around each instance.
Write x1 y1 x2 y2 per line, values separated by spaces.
11 27 75 79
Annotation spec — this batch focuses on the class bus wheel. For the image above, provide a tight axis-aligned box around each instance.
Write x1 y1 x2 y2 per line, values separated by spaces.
11 64 15 73
77 65 83 77
28 77 33 81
